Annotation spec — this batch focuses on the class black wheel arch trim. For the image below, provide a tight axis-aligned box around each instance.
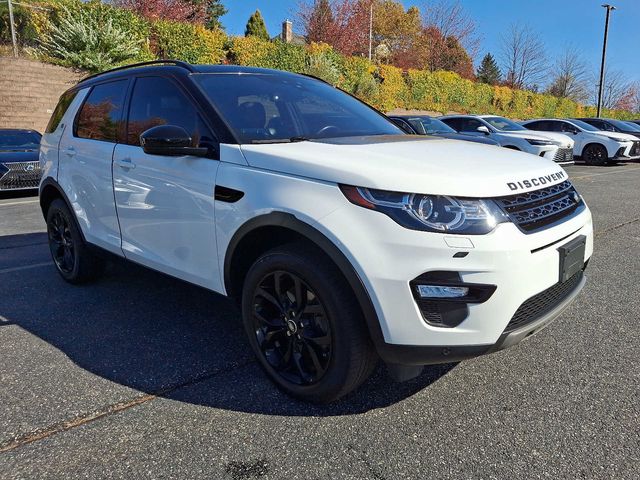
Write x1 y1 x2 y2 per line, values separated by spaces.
39 177 88 244
223 212 390 359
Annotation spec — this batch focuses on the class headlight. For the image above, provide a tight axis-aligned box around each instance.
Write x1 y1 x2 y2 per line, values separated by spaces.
604 135 628 143
526 138 553 146
340 185 508 234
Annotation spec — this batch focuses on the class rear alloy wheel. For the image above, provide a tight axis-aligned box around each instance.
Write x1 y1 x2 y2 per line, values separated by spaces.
241 244 377 402
46 198 104 284
583 144 608 166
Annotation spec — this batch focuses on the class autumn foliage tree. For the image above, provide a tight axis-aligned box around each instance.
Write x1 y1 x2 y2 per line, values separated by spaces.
113 0 204 23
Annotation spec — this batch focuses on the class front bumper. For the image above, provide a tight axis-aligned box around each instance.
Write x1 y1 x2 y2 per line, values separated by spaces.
0 161 42 190
318 196 593 364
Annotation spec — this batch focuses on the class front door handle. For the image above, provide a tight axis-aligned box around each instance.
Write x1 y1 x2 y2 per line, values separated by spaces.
115 158 136 170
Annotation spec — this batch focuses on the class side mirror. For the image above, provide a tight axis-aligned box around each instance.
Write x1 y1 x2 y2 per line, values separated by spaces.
476 125 490 135
140 125 209 157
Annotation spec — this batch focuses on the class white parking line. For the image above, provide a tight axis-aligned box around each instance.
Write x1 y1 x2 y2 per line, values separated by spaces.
0 262 51 275
0 199 39 207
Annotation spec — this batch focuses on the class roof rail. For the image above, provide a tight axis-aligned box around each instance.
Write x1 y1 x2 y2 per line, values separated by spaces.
80 60 195 83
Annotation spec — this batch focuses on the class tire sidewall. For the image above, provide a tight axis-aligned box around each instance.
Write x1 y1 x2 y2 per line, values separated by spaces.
241 248 363 401
46 199 83 281
584 144 607 165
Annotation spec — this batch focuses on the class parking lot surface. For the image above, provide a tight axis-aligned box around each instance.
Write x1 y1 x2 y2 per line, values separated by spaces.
1 163 639 479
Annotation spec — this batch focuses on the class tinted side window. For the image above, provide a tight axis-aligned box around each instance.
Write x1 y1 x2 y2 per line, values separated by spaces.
126 76 213 147
75 80 128 142
524 121 543 130
459 118 482 132
558 122 576 133
441 118 461 131
46 90 78 134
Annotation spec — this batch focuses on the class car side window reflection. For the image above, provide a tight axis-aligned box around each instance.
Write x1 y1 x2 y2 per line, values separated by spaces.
126 77 215 149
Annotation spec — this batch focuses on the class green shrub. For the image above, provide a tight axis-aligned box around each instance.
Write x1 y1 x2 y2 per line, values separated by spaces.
0 3 39 46
303 43 343 85
339 56 378 100
152 20 226 64
36 5 142 71
226 35 275 67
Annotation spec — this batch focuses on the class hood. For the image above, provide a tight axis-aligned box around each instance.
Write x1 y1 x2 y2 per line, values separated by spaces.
496 130 558 142
239 135 568 198
436 132 500 146
0 150 39 163
525 131 574 148
590 130 637 142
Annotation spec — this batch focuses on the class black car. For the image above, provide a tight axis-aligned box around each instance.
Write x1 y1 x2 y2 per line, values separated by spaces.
575 118 640 140
0 129 42 191
388 115 500 146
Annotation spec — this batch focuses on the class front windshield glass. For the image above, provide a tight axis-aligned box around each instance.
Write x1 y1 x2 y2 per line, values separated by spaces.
609 119 640 132
570 119 600 132
624 121 640 131
483 116 526 131
408 117 456 134
0 131 41 150
193 73 402 143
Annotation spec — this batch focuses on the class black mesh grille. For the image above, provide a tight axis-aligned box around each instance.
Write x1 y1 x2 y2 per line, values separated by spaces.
631 141 640 157
0 161 41 190
494 180 583 233
553 148 574 163
504 271 583 332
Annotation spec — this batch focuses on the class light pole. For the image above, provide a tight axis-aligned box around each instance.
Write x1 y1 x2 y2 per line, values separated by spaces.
7 0 19 57
368 2 373 61
596 4 616 117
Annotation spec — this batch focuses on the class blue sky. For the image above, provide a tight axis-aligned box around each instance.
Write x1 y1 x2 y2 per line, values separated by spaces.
222 0 640 83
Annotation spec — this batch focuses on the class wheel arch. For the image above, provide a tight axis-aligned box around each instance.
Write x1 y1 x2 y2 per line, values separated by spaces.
580 141 608 158
39 178 87 243
223 212 386 351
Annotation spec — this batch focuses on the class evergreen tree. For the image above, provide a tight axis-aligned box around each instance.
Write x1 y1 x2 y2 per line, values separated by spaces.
245 10 270 40
205 0 227 30
476 53 501 85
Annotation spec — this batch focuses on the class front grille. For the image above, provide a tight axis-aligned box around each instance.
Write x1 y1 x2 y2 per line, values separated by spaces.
553 147 574 163
494 180 583 233
504 270 584 333
0 161 41 190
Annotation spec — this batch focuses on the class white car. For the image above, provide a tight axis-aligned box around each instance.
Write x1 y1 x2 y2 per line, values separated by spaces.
39 61 593 402
521 118 640 165
439 115 575 164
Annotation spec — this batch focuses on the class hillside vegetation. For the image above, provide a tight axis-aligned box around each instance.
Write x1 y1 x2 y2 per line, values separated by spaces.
0 0 633 119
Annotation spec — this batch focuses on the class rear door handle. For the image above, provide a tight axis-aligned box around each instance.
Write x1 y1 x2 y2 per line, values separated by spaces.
115 158 136 170
63 147 76 157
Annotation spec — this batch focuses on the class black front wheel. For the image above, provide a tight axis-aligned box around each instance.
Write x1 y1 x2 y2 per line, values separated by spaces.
583 144 608 166
241 244 377 403
46 198 104 284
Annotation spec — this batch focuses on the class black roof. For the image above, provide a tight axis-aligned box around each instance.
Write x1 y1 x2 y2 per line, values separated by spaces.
76 60 302 89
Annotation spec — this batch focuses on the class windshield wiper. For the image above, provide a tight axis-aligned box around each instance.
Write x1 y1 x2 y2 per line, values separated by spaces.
250 136 310 144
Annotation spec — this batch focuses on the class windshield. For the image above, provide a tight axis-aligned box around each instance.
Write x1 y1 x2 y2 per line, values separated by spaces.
483 116 526 131
608 119 640 132
570 119 600 132
0 131 41 150
406 117 456 135
193 73 402 143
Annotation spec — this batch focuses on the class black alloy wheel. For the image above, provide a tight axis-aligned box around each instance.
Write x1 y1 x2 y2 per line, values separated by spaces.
48 210 75 274
583 144 608 165
252 270 332 385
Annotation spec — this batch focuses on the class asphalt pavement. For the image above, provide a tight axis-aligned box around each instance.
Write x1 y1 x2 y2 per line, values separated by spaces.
1 163 639 479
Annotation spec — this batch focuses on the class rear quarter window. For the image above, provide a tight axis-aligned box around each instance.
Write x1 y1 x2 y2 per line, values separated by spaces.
45 90 78 134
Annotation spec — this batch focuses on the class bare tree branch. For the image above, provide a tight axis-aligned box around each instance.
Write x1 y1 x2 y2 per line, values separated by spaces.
500 23 548 90
422 0 480 59
547 45 589 103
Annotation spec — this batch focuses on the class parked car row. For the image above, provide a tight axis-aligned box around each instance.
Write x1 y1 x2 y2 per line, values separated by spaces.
390 113 640 166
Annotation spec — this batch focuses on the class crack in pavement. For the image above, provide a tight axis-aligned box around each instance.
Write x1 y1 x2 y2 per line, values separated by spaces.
0 357 255 454
594 217 640 238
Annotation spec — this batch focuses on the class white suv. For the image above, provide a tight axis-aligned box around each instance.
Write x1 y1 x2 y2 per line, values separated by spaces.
521 118 640 165
440 115 575 164
39 61 593 402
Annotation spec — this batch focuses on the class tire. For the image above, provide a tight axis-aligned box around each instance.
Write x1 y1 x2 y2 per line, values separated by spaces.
46 198 104 284
582 144 608 166
241 243 377 403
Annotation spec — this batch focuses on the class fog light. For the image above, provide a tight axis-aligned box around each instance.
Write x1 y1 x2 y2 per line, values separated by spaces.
416 285 469 299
